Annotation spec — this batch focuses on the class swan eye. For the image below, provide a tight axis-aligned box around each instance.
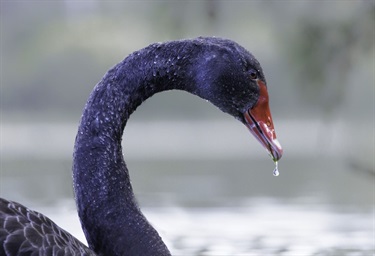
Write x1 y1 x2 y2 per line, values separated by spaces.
249 70 258 80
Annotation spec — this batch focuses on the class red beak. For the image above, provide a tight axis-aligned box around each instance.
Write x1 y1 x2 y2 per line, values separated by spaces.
243 80 283 161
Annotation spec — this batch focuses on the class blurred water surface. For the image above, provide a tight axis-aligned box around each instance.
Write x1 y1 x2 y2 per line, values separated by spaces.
1 121 373 255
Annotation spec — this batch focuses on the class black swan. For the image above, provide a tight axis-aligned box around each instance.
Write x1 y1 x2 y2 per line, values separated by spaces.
0 37 283 256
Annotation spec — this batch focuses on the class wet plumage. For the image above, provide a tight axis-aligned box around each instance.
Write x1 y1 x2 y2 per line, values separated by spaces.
0 37 282 255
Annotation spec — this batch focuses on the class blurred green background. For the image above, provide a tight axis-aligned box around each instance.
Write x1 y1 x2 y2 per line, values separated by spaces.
1 0 374 202
1 0 374 203
1 1 373 120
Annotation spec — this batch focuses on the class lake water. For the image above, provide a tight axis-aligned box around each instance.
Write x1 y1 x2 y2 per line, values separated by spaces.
0 121 374 255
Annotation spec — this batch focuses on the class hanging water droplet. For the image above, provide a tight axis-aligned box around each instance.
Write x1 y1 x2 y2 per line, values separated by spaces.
273 161 280 176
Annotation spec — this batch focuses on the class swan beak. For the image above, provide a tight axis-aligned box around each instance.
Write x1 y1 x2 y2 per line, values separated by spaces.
243 80 283 161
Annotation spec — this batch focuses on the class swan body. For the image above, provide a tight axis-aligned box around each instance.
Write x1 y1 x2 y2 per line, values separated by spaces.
0 198 94 255
0 37 282 256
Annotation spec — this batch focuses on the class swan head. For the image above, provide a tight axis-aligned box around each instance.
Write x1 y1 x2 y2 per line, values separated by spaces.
191 38 283 161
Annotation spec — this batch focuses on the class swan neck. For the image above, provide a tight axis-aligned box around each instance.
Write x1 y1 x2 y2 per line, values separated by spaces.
72 48 193 255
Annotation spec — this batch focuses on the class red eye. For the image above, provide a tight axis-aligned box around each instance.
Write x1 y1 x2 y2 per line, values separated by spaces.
249 70 258 80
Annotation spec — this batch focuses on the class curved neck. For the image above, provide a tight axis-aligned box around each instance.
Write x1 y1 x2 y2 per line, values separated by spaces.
73 41 201 255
